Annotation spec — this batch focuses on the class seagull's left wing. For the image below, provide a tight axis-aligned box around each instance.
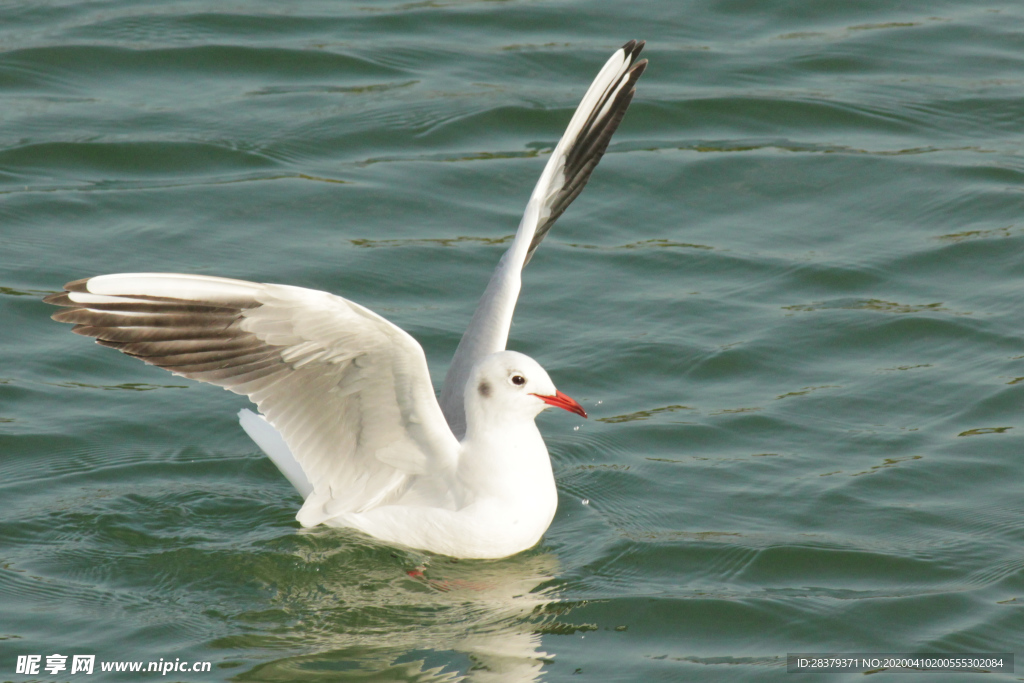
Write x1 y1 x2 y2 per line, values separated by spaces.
440 41 647 437
44 273 461 527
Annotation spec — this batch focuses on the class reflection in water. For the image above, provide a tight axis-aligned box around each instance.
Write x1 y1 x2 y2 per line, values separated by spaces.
234 545 567 682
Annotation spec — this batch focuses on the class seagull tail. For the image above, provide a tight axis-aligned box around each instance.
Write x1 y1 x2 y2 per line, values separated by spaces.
238 409 313 498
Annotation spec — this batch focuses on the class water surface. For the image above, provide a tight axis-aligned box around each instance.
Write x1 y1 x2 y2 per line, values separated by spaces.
2 0 1023 681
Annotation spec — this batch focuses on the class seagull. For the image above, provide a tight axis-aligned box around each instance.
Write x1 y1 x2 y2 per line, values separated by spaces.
44 41 647 559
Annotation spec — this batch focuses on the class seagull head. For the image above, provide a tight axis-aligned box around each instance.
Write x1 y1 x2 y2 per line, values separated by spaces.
466 351 587 428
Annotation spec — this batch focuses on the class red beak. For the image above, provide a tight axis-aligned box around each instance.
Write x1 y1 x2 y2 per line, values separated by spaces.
531 390 588 418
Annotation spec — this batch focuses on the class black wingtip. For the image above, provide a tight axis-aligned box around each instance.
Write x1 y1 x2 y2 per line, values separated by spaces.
42 291 71 306
64 278 90 293
44 277 90 307
620 40 646 62
523 41 649 264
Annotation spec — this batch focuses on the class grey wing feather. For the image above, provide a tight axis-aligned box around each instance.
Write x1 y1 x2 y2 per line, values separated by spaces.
526 40 647 263
45 273 460 526
439 41 647 437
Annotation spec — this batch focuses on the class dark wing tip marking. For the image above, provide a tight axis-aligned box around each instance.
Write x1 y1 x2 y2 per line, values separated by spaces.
64 278 90 293
524 40 648 264
42 291 70 306
620 39 646 59
45 277 291 390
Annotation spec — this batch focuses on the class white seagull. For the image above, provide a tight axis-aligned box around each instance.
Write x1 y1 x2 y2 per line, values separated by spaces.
45 41 647 559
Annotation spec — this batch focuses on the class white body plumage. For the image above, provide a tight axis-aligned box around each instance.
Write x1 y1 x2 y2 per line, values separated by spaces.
46 42 646 558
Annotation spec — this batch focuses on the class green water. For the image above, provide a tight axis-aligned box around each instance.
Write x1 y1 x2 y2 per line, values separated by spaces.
3 1 1023 681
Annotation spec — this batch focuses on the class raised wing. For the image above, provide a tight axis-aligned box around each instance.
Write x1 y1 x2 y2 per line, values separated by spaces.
44 273 461 526
439 40 647 437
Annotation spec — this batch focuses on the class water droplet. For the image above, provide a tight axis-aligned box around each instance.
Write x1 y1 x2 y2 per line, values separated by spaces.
582 498 590 505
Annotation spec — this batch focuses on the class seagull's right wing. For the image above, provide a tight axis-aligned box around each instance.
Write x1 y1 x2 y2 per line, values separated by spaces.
44 273 461 527
439 41 647 437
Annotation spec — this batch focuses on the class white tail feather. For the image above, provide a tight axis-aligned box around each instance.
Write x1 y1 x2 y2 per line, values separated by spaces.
239 409 313 498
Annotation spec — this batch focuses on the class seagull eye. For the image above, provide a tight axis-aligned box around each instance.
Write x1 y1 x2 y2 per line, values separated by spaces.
510 374 526 386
